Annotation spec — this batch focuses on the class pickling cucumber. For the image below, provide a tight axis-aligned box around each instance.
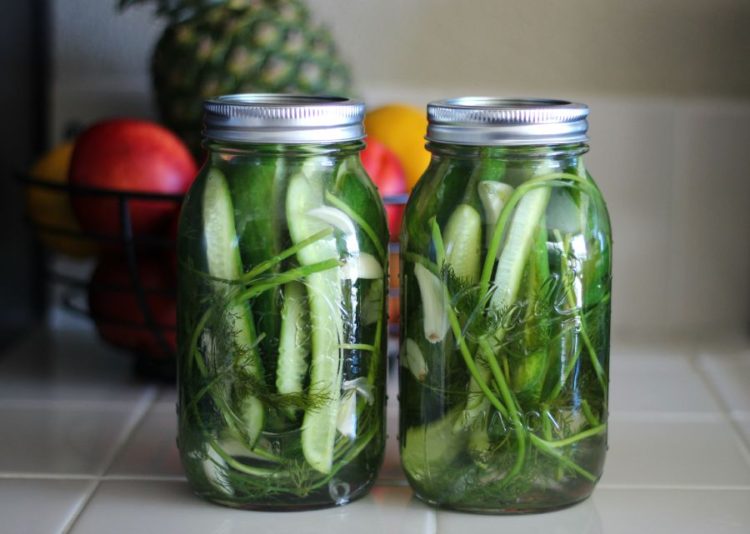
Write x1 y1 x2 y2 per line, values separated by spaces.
286 158 345 474
226 156 287 377
443 204 482 283
276 281 310 411
489 186 551 317
202 168 264 443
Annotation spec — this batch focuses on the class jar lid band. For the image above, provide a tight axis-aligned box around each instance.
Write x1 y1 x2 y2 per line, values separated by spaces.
203 94 365 144
426 97 589 146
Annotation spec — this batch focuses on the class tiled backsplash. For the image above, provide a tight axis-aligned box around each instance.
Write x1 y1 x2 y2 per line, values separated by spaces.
51 74 750 340
588 97 750 339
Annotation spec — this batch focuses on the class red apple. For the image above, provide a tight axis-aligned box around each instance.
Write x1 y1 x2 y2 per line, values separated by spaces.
88 255 177 360
69 119 197 239
360 137 407 241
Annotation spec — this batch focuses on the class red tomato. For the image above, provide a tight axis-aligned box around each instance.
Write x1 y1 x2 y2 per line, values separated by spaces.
69 119 197 239
360 137 407 241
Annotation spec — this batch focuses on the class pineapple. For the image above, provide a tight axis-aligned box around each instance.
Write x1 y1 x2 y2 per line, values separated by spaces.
119 0 353 154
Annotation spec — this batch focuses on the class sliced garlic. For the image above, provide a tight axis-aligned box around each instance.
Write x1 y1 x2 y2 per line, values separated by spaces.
341 252 383 281
414 263 449 343
402 338 428 382
478 181 514 247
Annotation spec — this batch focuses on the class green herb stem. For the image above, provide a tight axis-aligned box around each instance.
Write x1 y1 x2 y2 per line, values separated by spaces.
478 338 527 481
535 424 606 449
581 399 600 426
445 298 509 419
241 228 334 282
430 216 446 266
545 230 607 401
528 434 597 482
209 441 282 478
235 259 342 302
479 173 598 297
325 192 386 262
403 252 440 276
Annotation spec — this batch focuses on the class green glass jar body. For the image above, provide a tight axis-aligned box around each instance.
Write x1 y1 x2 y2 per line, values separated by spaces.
177 140 389 510
399 141 612 513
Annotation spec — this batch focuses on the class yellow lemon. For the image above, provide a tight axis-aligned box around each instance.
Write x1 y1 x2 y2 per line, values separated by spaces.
27 141 96 257
365 104 430 191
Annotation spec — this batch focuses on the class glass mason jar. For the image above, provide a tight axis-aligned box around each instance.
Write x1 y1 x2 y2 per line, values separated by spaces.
177 95 389 510
399 98 612 513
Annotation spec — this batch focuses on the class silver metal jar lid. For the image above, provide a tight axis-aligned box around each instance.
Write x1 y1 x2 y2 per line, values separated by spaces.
203 94 365 144
426 97 589 146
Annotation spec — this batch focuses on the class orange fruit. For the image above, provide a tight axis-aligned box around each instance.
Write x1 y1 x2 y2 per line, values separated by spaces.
27 141 96 257
364 104 430 191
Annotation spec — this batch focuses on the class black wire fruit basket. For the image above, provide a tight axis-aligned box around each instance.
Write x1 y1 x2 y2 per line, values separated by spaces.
20 173 183 381
20 172 406 381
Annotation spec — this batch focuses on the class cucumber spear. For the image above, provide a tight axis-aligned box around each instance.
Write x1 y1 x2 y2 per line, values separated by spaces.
202 168 264 443
286 159 345 474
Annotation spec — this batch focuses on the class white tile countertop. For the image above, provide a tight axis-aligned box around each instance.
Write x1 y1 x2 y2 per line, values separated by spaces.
1 328 749 533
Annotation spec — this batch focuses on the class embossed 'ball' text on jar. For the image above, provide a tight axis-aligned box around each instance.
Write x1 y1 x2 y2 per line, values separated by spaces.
177 95 388 510
399 98 612 513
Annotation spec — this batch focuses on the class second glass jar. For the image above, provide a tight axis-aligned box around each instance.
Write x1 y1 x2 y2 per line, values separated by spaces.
177 95 388 509
399 98 612 513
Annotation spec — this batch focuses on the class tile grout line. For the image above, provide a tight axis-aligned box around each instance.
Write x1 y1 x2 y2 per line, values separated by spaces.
0 473 98 480
60 479 99 534
730 409 750 451
0 398 157 411
608 411 724 422
597 483 750 491
427 507 438 534
61 386 159 534
0 473 187 482
689 353 750 469
97 474 188 482
97 386 161 477
4 474 747 492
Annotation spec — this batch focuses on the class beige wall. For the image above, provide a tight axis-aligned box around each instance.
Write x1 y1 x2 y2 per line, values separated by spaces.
51 0 750 340
309 0 750 98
